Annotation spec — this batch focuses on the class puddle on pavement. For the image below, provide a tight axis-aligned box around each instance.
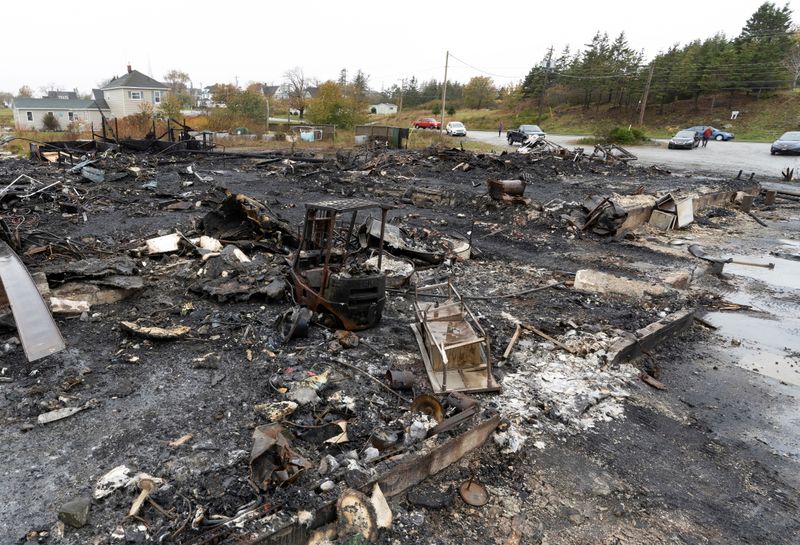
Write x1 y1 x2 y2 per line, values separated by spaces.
724 255 800 291
704 312 800 386
704 256 800 386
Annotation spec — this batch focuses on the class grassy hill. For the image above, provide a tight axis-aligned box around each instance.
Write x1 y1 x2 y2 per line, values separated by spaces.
371 91 800 142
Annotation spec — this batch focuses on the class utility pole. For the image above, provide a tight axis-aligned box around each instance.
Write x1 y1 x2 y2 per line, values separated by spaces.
398 78 405 113
639 63 654 126
265 97 270 134
440 51 449 134
537 46 554 123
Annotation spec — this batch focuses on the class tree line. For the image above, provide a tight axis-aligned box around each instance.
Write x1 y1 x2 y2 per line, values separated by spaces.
521 2 797 114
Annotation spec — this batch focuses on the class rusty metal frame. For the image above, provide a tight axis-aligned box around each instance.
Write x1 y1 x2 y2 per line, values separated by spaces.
290 200 390 330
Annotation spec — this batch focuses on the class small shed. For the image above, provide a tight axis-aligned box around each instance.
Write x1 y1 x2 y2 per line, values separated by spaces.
369 103 398 115
355 125 409 149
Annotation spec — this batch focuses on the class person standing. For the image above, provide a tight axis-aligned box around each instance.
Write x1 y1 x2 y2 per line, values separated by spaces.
702 126 713 147
498 121 504 138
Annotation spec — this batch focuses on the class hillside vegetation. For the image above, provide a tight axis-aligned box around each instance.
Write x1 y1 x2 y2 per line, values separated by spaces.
374 90 800 142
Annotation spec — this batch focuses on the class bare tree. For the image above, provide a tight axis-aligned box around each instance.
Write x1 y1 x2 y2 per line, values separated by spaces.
784 33 800 88
282 67 315 118
164 69 191 93
17 86 33 97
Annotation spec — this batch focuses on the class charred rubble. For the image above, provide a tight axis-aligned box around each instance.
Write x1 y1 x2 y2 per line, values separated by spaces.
0 141 797 545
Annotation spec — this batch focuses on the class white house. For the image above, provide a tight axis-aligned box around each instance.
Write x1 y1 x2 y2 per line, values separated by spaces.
12 90 111 131
369 103 398 115
99 66 169 117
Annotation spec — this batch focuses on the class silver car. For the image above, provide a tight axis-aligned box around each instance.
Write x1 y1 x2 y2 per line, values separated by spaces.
446 121 467 137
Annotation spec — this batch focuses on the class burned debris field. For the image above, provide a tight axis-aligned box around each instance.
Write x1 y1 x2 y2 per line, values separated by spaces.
1 141 799 545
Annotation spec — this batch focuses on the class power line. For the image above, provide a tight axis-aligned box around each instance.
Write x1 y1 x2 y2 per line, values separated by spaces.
446 53 527 79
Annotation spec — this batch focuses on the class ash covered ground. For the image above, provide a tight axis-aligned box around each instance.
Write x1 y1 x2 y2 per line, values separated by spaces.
0 144 798 544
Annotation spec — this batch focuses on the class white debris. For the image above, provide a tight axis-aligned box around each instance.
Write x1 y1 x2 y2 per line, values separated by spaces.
146 233 181 255
318 454 339 475
405 414 436 445
94 465 132 500
327 391 356 412
493 425 527 454
363 447 380 463
198 236 223 252
498 331 636 432
288 387 321 406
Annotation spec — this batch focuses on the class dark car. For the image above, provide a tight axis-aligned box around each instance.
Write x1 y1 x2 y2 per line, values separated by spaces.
413 117 441 130
507 124 546 145
685 125 734 141
668 130 700 150
771 131 800 155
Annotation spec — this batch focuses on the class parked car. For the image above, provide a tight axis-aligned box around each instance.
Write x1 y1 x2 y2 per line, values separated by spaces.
771 131 800 155
668 130 700 150
413 117 441 130
507 124 546 145
445 121 467 136
685 125 734 141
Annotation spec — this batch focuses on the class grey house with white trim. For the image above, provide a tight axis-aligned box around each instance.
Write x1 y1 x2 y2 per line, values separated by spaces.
12 66 169 130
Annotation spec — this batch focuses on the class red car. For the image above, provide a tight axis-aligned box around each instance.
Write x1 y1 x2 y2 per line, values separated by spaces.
413 117 441 129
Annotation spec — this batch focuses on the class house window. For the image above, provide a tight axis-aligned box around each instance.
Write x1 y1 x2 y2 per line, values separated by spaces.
68 112 74 121
26 112 33 121
154 91 161 104
129 91 142 100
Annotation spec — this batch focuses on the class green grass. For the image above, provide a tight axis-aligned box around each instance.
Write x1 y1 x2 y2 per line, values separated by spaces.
0 108 12 127
544 91 800 142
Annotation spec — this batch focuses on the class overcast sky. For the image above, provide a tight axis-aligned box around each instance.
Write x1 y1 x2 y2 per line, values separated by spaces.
3 0 797 95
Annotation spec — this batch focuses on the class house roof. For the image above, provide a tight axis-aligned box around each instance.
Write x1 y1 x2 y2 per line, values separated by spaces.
12 97 102 110
262 85 280 96
102 69 168 90
93 89 109 110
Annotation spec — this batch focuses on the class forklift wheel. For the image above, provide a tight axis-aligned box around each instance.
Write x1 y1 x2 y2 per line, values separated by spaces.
279 306 312 343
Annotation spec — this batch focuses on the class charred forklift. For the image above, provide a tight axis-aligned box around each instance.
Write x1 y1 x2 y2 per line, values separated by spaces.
287 199 391 334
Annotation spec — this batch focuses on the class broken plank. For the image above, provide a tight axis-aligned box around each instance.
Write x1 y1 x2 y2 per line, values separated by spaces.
639 372 667 390
521 324 574 354
693 315 718 330
502 324 523 359
606 309 695 365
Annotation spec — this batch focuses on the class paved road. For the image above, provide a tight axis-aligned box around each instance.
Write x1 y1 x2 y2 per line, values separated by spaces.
467 130 800 178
